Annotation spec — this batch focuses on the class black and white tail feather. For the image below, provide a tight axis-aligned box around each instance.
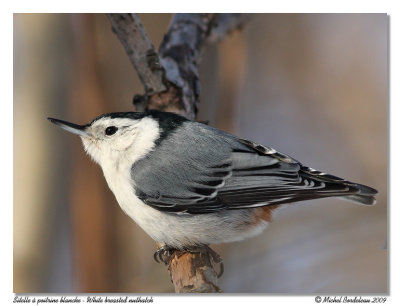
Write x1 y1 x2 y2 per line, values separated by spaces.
299 165 376 205
234 139 377 206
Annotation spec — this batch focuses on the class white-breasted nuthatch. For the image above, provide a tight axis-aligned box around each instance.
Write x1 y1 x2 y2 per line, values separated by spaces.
48 110 377 255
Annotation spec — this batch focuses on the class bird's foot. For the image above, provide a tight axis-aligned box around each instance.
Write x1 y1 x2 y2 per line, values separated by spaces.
153 245 175 265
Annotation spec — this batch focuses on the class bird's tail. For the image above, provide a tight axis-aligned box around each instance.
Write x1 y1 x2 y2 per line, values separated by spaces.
300 166 378 205
338 183 378 205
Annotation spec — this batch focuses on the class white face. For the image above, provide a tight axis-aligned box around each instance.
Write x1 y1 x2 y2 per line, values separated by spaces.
80 116 161 170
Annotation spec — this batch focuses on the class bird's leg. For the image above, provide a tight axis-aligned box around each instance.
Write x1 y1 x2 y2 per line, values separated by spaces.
153 243 175 265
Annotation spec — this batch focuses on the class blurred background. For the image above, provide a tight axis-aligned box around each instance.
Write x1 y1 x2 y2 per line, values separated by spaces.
13 13 387 293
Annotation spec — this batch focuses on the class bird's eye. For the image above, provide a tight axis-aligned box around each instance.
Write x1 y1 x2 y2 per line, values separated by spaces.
105 126 118 136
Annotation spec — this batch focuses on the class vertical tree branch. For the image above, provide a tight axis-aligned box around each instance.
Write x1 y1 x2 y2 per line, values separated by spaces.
107 13 250 293
149 13 213 119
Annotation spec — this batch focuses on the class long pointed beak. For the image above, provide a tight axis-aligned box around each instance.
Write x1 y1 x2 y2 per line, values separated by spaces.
47 117 90 137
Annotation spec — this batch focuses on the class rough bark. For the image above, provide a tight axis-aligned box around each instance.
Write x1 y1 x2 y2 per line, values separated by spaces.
168 251 222 293
108 13 249 293
151 13 214 120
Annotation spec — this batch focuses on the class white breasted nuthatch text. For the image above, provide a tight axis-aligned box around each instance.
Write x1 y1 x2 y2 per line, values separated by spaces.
48 110 377 257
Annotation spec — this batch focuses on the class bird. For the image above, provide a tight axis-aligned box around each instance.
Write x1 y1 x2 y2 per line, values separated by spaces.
48 110 377 263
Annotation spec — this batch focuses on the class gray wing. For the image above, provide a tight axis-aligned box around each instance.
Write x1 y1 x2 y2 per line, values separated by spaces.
132 122 377 214
131 122 238 212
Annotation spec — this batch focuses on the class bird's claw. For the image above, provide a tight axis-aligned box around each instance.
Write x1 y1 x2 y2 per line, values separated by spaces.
153 246 174 265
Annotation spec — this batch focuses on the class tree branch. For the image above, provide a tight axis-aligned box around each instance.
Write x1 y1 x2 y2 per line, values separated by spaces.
107 14 167 96
168 251 222 293
149 13 250 120
108 13 250 293
143 13 212 120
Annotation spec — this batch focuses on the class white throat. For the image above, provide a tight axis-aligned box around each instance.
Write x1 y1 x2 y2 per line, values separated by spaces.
101 117 160 179
82 117 160 202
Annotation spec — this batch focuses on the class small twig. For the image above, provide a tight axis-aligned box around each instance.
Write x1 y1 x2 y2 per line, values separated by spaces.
107 14 167 96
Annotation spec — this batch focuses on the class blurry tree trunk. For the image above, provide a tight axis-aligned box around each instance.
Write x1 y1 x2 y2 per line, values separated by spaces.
108 13 249 293
215 29 247 132
68 14 120 292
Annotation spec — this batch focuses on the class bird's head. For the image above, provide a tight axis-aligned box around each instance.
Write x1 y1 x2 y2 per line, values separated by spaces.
48 112 163 168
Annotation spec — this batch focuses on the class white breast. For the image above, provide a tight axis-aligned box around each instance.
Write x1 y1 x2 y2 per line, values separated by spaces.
102 162 269 249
